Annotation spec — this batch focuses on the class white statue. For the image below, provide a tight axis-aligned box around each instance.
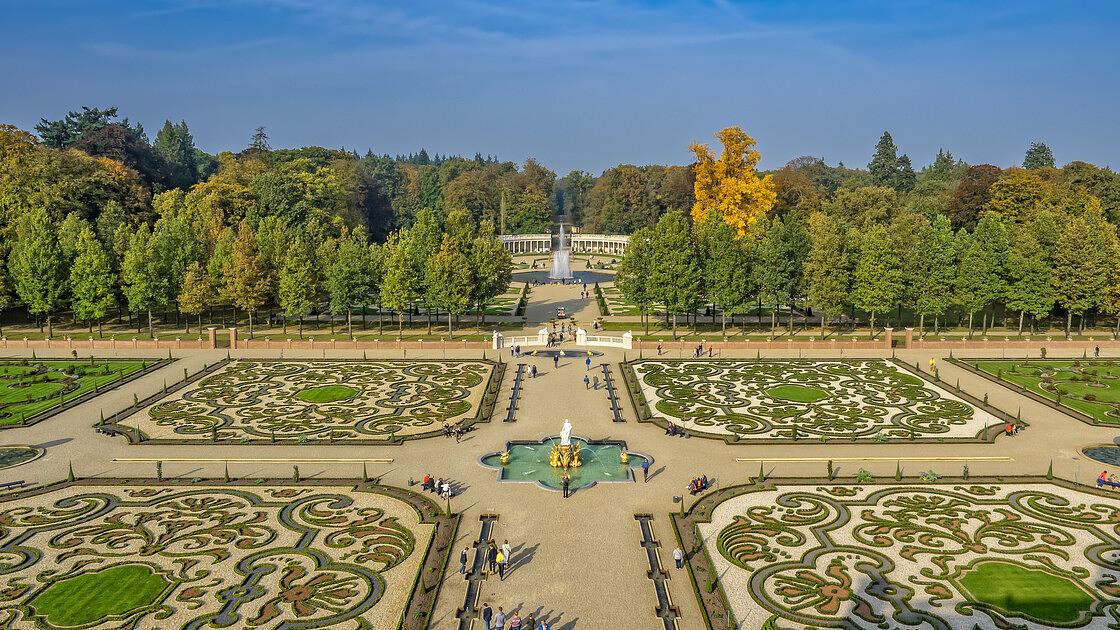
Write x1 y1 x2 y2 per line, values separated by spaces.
560 419 573 446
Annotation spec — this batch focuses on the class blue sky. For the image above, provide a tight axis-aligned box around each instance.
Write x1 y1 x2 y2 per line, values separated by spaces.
1 1 1117 174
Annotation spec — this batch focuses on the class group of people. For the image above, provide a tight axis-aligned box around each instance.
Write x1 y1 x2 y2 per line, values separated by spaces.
582 374 600 390
693 343 713 358
420 474 454 499
481 539 514 580
1099 471 1120 489
664 421 686 437
1003 422 1024 436
479 603 551 630
443 423 472 442
688 475 709 495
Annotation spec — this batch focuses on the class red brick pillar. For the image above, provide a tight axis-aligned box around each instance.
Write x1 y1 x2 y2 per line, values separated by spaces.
883 327 894 350
228 327 238 350
904 327 914 350
207 327 218 349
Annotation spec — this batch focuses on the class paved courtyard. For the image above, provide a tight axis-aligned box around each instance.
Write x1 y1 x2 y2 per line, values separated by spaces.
0 297 1119 627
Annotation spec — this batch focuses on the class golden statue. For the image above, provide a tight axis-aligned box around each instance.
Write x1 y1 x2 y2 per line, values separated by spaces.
620 449 629 465
500 450 510 466
549 420 582 467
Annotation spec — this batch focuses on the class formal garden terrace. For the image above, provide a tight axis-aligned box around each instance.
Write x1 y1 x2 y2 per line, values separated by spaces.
0 479 455 629
675 478 1120 629
621 359 1014 444
952 358 1120 426
105 359 503 445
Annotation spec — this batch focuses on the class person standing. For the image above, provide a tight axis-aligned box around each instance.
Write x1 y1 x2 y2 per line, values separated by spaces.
482 603 493 630
496 549 506 580
673 546 684 569
642 458 650 483
562 473 570 498
592 376 599 390
495 607 506 630
509 612 522 630
502 540 512 566
459 547 469 574
583 374 590 389
553 354 559 369
657 342 662 356
585 355 592 370
487 542 497 574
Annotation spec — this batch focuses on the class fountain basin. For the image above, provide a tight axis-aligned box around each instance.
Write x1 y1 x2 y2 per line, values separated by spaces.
480 435 650 492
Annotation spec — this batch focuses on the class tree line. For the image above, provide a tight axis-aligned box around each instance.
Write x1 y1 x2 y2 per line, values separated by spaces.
617 130 1120 338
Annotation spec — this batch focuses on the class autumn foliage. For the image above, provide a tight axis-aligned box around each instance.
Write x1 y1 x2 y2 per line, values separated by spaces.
690 126 777 235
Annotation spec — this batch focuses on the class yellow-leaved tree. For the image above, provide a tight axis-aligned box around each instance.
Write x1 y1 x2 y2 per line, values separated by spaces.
690 126 777 235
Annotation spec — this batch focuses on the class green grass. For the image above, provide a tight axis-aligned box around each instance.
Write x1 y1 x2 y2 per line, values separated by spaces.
765 384 831 403
0 360 147 425
958 561 1093 624
975 359 1120 424
295 384 359 403
30 564 172 626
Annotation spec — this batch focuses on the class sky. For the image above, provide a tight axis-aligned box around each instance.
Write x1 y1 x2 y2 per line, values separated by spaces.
1 0 1118 175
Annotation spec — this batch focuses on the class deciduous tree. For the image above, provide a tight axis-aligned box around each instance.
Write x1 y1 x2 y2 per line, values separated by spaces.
691 126 777 235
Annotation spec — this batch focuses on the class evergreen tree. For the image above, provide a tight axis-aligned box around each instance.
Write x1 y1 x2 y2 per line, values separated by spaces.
154 120 199 187
277 237 316 337
426 234 474 337
8 208 67 336
894 155 916 192
913 215 957 334
868 132 899 188
649 212 701 338
805 211 849 336
1023 141 1056 169
121 224 168 338
69 227 115 335
851 225 903 337
616 227 655 334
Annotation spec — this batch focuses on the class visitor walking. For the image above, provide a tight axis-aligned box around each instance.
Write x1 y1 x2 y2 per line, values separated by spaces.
482 603 493 630
459 547 468 574
530 365 537 379
642 458 650 482
562 473 570 498
496 549 506 580
592 376 599 390
502 540 512 565
585 355 592 370
509 612 522 629
553 354 559 369
487 542 497 574
495 607 506 630
525 612 535 629
583 374 590 389
673 546 684 569
657 342 662 356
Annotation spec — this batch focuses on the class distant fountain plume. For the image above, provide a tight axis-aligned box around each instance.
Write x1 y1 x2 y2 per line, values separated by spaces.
549 223 573 280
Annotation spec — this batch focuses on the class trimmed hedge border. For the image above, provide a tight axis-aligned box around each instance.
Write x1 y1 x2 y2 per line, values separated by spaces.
621 357 1017 445
104 358 506 446
1 357 173 430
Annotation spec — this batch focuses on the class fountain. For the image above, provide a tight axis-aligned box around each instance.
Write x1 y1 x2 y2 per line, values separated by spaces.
480 419 651 492
548 224 573 280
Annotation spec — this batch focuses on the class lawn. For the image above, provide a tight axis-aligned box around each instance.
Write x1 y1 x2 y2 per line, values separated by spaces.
0 359 148 425
974 359 1120 424
30 564 172 626
958 560 1093 624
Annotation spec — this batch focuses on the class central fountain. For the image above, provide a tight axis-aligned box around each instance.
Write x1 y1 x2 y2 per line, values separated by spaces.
548 224 573 280
549 419 582 468
480 419 651 492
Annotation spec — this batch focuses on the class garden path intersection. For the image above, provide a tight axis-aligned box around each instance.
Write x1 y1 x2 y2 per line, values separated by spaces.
1 342 1120 628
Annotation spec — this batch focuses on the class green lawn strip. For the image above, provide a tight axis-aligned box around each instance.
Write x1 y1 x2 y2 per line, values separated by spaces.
295 384 359 403
958 561 1093 624
30 564 171 626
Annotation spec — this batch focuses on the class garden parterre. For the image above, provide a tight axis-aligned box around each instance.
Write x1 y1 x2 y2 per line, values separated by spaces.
688 481 1120 629
124 359 496 444
0 482 446 629
628 359 1001 443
